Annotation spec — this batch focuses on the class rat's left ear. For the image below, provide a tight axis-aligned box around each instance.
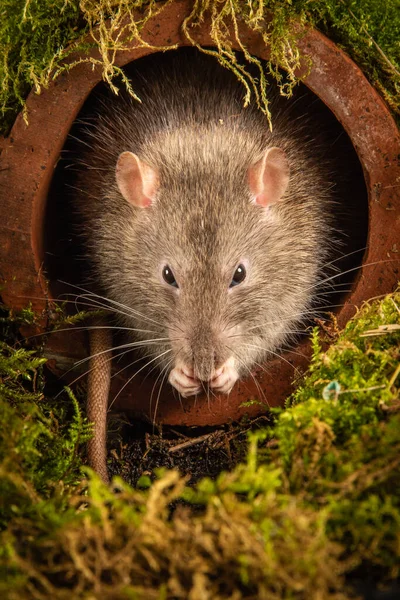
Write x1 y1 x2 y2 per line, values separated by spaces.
248 147 290 207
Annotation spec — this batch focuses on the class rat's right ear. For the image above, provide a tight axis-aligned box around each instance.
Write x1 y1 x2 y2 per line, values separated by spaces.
115 151 158 208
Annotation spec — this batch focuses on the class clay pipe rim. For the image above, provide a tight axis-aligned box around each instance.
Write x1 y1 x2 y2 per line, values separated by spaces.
0 0 399 425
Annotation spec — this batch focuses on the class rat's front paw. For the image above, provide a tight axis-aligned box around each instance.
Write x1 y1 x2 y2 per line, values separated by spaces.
169 364 201 397
210 356 238 394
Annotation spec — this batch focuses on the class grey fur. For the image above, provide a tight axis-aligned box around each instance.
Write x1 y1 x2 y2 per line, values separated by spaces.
73 51 337 386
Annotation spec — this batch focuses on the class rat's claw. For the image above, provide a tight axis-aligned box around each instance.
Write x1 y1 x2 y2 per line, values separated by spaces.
169 365 201 397
210 356 238 394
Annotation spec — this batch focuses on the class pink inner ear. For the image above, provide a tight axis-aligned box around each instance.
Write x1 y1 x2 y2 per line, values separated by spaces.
248 147 290 207
115 151 158 208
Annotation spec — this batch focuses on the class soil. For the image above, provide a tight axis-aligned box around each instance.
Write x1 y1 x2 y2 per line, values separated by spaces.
106 413 274 487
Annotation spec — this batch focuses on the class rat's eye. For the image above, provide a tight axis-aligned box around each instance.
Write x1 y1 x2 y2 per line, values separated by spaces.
162 265 178 288
229 264 246 288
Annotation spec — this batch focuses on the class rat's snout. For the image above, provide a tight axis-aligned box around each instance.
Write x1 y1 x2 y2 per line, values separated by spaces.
168 327 239 397
189 327 227 381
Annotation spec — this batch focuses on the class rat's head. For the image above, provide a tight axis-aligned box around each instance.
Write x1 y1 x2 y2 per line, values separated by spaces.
110 131 319 398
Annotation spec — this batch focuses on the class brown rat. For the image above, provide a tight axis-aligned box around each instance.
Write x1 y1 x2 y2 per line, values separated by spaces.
71 49 340 479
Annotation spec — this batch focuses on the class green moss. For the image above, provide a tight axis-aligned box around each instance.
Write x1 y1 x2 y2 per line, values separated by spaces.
0 305 91 529
0 0 85 132
0 0 399 134
0 291 399 598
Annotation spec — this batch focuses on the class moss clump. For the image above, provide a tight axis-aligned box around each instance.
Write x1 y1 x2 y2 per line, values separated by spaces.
1 0 399 134
0 304 92 530
282 293 400 470
0 290 399 598
0 0 85 131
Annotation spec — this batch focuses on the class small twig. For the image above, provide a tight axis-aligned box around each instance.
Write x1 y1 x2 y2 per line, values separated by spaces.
360 324 400 337
110 448 119 461
143 432 152 458
339 384 386 395
168 432 217 453
169 428 191 440
391 298 400 315
388 363 400 389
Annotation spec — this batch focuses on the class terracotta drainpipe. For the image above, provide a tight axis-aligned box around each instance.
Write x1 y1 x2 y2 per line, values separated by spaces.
0 0 399 426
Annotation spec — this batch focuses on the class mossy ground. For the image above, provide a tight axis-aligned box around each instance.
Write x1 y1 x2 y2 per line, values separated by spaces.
0 290 399 599
1 0 400 598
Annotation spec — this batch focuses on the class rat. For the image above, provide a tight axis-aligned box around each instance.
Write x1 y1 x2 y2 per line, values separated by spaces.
70 49 339 481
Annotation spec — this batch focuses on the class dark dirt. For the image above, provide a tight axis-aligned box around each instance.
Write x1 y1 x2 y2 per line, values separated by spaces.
106 413 274 487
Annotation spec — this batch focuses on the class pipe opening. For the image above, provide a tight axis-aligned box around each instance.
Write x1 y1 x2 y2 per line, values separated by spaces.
43 47 369 407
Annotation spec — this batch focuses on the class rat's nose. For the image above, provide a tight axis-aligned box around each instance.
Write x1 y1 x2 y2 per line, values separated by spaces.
194 351 221 382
